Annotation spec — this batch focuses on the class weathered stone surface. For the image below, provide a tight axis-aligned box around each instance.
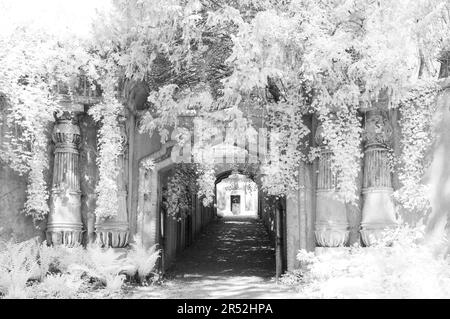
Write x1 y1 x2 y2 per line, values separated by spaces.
314 124 350 248
425 86 450 244
46 112 83 246
78 114 99 245
95 122 130 248
0 164 38 241
0 110 49 242
360 109 397 246
286 161 315 270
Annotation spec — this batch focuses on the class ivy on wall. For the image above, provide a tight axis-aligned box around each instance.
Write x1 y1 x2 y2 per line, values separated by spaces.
0 26 90 222
164 164 199 221
2 0 450 226
88 90 124 220
394 82 441 215
315 107 363 203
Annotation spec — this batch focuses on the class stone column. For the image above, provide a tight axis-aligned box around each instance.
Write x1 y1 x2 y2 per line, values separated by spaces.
46 112 83 246
360 109 396 246
314 123 350 247
95 122 130 248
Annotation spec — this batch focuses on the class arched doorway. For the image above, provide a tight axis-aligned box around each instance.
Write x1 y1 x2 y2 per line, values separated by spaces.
213 168 287 278
215 171 258 218
137 144 287 278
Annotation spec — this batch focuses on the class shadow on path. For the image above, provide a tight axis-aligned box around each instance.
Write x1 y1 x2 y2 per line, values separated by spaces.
129 216 298 299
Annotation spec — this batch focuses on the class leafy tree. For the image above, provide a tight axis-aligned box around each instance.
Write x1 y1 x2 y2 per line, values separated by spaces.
2 0 450 240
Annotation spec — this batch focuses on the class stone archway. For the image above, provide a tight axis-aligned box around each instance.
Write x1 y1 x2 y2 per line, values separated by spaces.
135 139 288 277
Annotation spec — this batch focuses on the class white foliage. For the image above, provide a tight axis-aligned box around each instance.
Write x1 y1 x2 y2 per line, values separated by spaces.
297 226 450 298
126 236 160 283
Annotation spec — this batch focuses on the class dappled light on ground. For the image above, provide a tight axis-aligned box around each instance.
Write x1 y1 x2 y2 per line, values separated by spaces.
128 217 298 299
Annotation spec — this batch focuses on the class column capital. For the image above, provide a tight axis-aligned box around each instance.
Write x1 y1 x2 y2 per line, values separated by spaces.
314 122 325 147
52 111 82 153
362 108 392 148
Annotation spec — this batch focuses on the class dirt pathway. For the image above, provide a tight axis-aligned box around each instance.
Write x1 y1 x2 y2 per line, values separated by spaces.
128 216 298 299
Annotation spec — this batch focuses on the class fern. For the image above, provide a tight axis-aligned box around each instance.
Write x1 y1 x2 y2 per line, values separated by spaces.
30 273 83 299
0 238 40 298
37 241 87 278
103 274 126 295
126 235 160 284
67 244 125 293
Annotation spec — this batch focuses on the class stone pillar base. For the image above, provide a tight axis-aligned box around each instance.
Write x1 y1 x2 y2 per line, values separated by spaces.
95 221 130 248
46 226 83 246
315 225 349 247
360 223 397 246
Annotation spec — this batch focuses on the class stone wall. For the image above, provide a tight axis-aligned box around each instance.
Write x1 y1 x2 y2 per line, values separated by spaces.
78 114 99 245
425 83 450 242
283 107 404 269
286 161 315 269
0 108 100 245
0 111 52 242
129 129 163 238
0 164 39 242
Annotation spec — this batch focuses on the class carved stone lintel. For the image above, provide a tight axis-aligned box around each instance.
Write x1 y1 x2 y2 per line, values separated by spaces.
47 112 83 246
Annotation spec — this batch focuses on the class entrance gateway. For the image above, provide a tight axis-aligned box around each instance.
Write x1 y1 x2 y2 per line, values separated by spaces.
136 143 288 276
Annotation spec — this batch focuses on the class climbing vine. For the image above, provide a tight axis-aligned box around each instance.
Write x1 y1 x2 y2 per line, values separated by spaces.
0 25 89 222
195 164 216 207
164 164 199 221
261 102 310 197
315 106 363 203
89 90 124 220
394 82 441 215
2 0 450 227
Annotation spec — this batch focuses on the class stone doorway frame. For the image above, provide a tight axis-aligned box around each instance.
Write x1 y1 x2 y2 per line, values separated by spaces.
137 141 176 249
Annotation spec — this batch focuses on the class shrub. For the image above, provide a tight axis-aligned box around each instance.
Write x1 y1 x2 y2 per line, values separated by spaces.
0 236 162 299
279 269 305 286
0 238 40 298
296 225 450 298
66 244 126 294
29 273 84 299
37 241 87 279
